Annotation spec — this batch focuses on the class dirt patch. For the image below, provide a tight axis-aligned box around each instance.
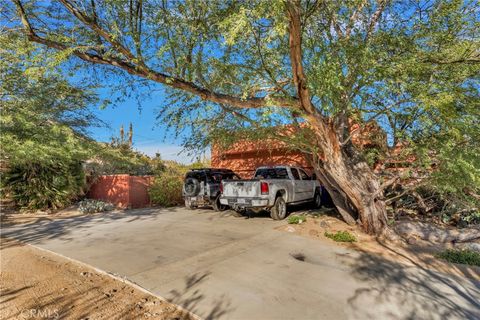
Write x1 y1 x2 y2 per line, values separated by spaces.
0 237 195 319
277 212 480 281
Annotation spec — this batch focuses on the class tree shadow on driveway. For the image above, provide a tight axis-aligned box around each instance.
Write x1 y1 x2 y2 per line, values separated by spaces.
167 271 234 320
0 207 184 248
338 244 480 319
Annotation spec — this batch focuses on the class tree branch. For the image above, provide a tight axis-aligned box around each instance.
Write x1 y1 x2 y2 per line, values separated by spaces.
365 0 386 43
345 0 366 39
286 0 316 115
59 0 138 64
13 0 297 110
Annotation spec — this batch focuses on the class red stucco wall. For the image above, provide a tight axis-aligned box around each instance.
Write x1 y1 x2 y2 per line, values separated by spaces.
129 176 154 208
211 122 387 178
211 140 313 178
87 175 153 209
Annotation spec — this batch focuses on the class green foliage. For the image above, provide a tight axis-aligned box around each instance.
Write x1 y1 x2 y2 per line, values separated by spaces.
288 215 306 224
0 31 156 210
85 146 158 176
0 29 176 211
0 32 100 210
461 211 480 225
1 162 85 210
324 231 357 243
148 173 184 207
148 160 210 207
78 199 114 214
148 166 184 207
436 249 480 266
363 147 383 167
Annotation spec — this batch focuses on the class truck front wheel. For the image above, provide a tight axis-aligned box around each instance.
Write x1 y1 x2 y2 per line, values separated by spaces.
270 196 287 220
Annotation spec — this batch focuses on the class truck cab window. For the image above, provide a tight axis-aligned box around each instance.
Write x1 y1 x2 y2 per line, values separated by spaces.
291 168 301 180
254 168 289 179
299 169 309 180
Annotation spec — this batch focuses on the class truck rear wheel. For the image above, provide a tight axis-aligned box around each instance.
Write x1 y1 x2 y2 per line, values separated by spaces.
213 194 227 212
270 196 287 220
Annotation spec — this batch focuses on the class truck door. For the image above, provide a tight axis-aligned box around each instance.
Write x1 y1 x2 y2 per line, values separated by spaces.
299 169 315 199
291 168 307 201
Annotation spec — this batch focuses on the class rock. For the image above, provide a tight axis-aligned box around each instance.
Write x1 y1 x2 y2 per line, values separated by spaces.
319 221 329 228
286 226 296 233
144 300 156 307
407 236 416 245
456 242 480 253
395 221 480 244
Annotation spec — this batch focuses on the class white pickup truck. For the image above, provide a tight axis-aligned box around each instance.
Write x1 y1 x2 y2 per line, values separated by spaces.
219 166 322 220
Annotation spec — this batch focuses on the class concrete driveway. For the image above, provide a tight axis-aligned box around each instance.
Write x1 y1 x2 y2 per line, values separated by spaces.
2 207 479 319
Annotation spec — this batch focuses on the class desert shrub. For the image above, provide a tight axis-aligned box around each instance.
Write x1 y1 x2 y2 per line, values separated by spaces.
461 211 480 225
148 160 211 207
149 171 184 207
78 199 114 214
1 161 85 210
86 146 160 176
288 215 306 224
436 249 480 266
324 231 356 242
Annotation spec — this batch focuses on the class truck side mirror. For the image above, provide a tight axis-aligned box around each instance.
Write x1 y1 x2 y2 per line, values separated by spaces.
311 173 317 180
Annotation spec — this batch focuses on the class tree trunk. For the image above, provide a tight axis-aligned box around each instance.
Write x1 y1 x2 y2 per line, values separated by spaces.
286 0 388 235
310 122 388 235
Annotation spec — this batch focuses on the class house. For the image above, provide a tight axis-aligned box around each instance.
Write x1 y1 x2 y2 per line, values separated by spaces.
211 121 387 178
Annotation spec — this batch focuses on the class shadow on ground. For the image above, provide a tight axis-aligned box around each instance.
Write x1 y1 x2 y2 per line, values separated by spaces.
338 243 480 319
0 207 183 248
167 272 234 320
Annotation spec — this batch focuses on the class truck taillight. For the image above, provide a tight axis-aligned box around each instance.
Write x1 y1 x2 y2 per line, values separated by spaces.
220 182 223 194
260 182 269 195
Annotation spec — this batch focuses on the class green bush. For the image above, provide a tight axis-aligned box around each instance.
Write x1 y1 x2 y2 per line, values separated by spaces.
148 160 211 207
149 172 184 207
1 161 85 210
288 215 306 224
78 199 114 214
324 231 357 242
436 249 480 266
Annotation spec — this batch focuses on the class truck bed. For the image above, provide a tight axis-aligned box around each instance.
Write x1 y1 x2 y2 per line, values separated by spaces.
222 179 262 198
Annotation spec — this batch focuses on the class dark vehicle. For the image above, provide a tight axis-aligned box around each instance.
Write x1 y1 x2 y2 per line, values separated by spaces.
183 168 240 211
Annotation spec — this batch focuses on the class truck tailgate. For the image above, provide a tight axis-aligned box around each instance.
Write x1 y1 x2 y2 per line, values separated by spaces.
222 180 260 198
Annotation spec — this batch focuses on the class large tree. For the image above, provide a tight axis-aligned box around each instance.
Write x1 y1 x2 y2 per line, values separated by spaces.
7 0 479 233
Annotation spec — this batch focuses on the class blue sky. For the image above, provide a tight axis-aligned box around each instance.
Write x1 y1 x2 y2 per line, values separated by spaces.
87 89 199 164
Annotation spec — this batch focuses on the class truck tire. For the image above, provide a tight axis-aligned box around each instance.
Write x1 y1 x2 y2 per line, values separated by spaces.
212 194 227 212
183 178 200 196
313 189 322 209
270 196 287 220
